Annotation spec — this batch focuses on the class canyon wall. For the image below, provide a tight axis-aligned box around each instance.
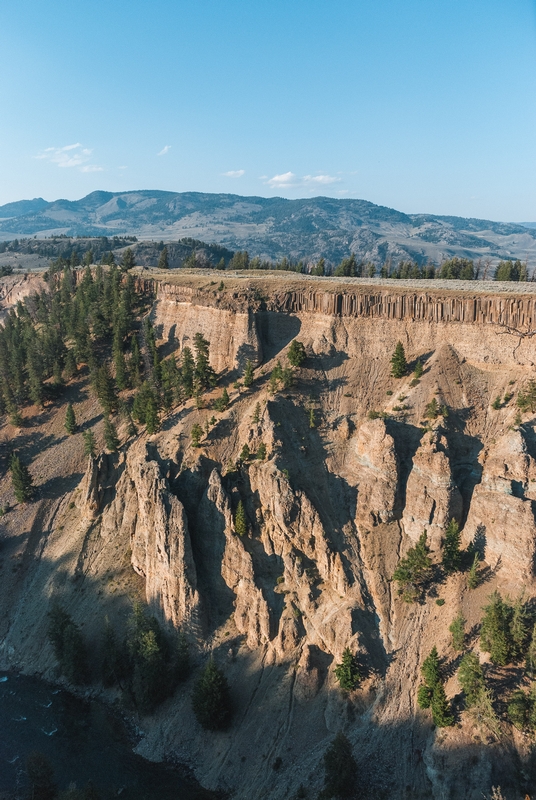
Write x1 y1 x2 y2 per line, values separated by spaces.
2 275 536 799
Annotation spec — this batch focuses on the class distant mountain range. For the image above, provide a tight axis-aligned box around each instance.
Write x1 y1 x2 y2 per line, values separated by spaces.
1 190 535 265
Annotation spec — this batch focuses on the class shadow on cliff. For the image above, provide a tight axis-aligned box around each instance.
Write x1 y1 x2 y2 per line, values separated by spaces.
257 311 301 362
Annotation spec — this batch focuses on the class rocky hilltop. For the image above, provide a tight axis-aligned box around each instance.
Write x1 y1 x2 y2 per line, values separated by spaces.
1 271 536 799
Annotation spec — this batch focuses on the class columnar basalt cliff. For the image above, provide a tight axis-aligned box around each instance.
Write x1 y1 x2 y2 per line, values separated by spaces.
2 274 536 800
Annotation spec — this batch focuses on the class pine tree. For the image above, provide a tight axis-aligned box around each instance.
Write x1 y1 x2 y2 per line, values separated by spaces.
392 531 432 601
287 340 306 368
414 359 423 379
253 402 261 423
334 648 361 690
83 429 97 458
94 363 118 414
192 659 232 730
158 247 169 270
480 592 512 666
467 552 480 589
103 416 119 452
121 247 135 270
65 403 77 435
63 349 77 380
431 683 454 727
191 423 203 447
507 689 529 730
458 651 485 707
526 622 536 677
322 732 357 800
257 442 267 460
10 453 34 503
390 341 407 378
442 519 462 574
234 500 247 536
193 332 216 393
449 611 466 651
421 646 441 689
510 595 529 661
243 359 254 388
240 443 250 461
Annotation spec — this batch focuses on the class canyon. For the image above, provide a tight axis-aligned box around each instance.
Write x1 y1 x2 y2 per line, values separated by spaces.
1 270 536 799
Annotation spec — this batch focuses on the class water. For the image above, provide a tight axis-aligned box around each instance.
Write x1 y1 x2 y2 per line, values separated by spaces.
0 673 213 799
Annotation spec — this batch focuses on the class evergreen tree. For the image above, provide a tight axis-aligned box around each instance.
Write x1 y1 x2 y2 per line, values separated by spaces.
334 648 361 690
480 592 512 666
442 519 462 574
63 349 77 380
390 341 407 378
121 247 135 270
234 500 247 536
257 442 267 460
458 651 485 706
65 403 77 434
192 659 232 730
47 603 88 684
414 359 423 379
322 732 358 799
510 595 530 661
392 531 432 601
193 332 216 393
180 346 195 397
213 387 229 412
10 453 34 503
421 645 441 689
526 622 536 677
158 247 169 270
507 689 529 730
94 363 118 414
126 603 174 713
243 359 254 388
253 401 261 423
467 552 480 589
103 416 119 452
191 423 203 447
449 611 466 652
130 335 142 386
287 339 306 368
431 683 454 727
239 443 250 461
83 429 97 458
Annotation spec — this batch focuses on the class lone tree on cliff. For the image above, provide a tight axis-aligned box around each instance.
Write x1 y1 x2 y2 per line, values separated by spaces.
390 341 407 378
288 339 306 368
10 453 34 503
335 648 361 691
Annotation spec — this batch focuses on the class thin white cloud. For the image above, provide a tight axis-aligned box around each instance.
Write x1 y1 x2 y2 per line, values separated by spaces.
158 145 171 156
303 174 341 185
35 143 102 172
118 166 128 170
223 169 245 178
265 171 341 189
267 171 298 188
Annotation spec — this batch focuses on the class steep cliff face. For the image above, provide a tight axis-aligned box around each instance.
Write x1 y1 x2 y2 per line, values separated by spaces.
2 275 536 800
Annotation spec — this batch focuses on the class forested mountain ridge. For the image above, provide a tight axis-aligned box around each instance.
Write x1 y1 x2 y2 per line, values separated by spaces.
1 189 535 266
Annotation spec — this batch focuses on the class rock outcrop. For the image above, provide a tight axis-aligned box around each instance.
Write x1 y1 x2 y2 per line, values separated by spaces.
462 429 536 579
402 430 463 550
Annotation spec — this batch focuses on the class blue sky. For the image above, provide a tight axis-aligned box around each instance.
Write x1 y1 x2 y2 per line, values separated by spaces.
1 0 535 221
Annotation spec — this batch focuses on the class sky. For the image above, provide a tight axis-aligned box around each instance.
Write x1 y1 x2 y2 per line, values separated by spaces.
1 0 536 221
